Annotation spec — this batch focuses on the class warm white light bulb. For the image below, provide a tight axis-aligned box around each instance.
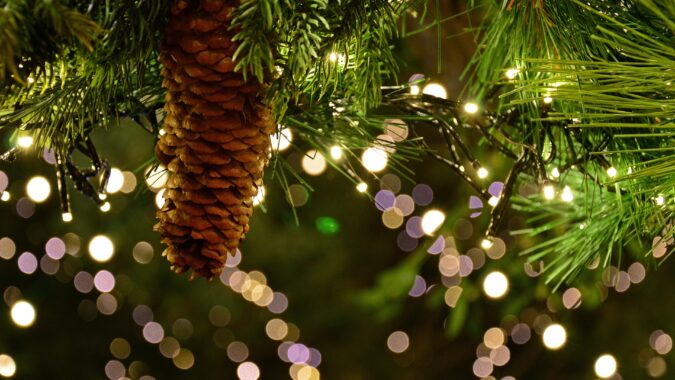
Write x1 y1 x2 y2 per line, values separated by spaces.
543 185 555 200
561 186 574 202
356 182 368 193
100 202 111 212
410 85 420 95
505 68 519 80
26 176 51 203
606 167 617 178
252 186 265 206
488 196 499 207
270 127 293 152
655 195 665 206
361 148 388 173
17 136 33 149
594 354 618 379
421 209 445 235
483 271 508 299
542 324 567 350
1 192 9 202
551 167 560 178
329 52 338 62
88 235 114 263
422 83 447 99
302 150 327 176
477 167 489 179
481 238 494 249
106 168 124 193
62 212 73 222
330 146 343 160
464 102 479 114
10 300 36 328
0 354 16 377
543 96 553 104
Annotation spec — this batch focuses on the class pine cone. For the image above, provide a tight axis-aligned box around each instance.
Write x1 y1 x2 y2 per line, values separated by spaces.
155 0 274 278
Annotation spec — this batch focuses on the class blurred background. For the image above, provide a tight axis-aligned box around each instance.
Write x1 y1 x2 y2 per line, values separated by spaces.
0 3 673 380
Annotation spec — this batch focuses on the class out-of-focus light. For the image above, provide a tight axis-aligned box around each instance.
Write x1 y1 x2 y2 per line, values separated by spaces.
561 186 574 202
155 189 166 209
237 362 260 380
302 150 327 176
422 82 447 99
10 300 36 328
328 52 338 62
252 186 265 206
488 196 499 207
606 167 617 178
271 127 293 151
542 324 567 350
483 271 508 299
26 176 50 203
543 185 555 200
477 167 489 179
543 96 553 104
0 354 16 377
356 182 368 193
421 209 445 235
62 212 73 222
329 145 343 160
551 167 560 178
17 136 33 149
120 171 137 193
386 331 410 353
0 192 9 202
88 235 114 263
481 238 494 249
464 102 479 114
505 68 519 80
361 148 388 173
594 354 618 378
410 85 420 95
106 168 124 193
143 322 164 344
145 165 169 191
655 195 665 206
99 202 111 212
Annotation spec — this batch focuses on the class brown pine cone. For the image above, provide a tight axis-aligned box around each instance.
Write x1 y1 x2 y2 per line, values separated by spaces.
155 0 274 279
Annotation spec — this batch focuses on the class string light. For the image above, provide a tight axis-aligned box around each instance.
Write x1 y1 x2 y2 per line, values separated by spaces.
155 189 166 209
0 354 16 377
106 168 124 193
328 52 338 62
422 83 447 99
25 176 51 203
62 212 73 222
1 192 10 201
329 146 343 160
481 238 494 249
606 167 617 177
551 167 560 178
17 135 33 149
361 147 388 173
301 150 327 176
594 354 618 378
488 196 499 207
421 209 445 235
409 85 420 95
483 271 508 299
542 324 567 350
356 182 368 193
252 186 266 206
543 185 555 200
100 202 111 212
505 68 520 80
270 127 293 151
88 235 114 263
10 300 36 328
655 195 665 206
561 186 574 202
543 96 553 104
477 167 489 179
464 102 479 114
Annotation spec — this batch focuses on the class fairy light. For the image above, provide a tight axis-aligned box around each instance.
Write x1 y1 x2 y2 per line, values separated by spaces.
356 182 368 193
361 147 388 173
252 186 265 206
542 324 567 350
594 354 618 378
488 196 499 207
481 238 494 249
328 52 338 62
483 271 508 299
0 354 16 377
606 167 617 178
421 209 445 235
17 135 33 149
464 102 479 114
655 195 665 206
270 127 293 151
301 150 327 176
1 192 10 201
561 186 574 202
100 202 111 212
543 185 555 200
477 167 489 179
409 85 420 95
505 68 520 80
62 212 73 222
88 235 114 263
106 168 124 193
551 167 560 178
26 176 51 203
422 83 447 99
543 95 553 104
155 189 166 209
329 146 343 160
10 300 36 327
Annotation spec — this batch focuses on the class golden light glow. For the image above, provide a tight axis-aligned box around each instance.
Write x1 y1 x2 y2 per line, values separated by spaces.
561 186 574 202
329 145 343 160
145 165 169 191
301 150 327 176
328 52 338 62
356 182 368 193
155 189 166 209
361 147 388 173
10 300 36 328
88 235 114 263
464 102 479 114
17 136 33 149
481 238 494 249
0 354 16 377
483 271 508 299
483 327 505 349
421 209 445 235
422 83 447 99
265 319 288 341
62 212 73 222
271 127 293 151
594 354 618 379
542 324 567 350
477 167 489 179
252 186 265 206
543 96 553 104
26 176 51 203
106 168 124 194
409 85 420 95
543 185 555 200
606 167 617 178
0 192 9 202
99 202 111 212
505 68 520 80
